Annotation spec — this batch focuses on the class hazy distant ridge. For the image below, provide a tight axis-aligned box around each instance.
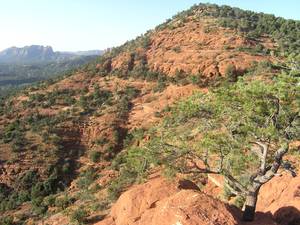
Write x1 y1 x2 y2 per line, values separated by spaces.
0 45 103 63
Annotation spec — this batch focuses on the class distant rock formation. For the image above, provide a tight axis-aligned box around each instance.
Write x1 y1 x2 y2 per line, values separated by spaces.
0 45 103 63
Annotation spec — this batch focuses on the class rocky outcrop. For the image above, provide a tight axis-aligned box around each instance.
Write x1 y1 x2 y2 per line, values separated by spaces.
96 176 238 225
110 19 273 78
257 170 300 225
0 45 56 63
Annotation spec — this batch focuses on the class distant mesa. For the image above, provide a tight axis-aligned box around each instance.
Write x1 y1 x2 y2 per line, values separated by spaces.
0 45 104 63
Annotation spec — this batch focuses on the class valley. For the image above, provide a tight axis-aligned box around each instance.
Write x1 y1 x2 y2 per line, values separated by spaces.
0 46 103 96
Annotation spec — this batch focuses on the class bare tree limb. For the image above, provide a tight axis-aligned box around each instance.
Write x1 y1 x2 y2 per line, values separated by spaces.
250 141 269 173
254 143 289 185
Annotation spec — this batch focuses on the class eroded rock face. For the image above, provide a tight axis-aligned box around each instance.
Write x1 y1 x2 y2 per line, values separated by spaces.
257 170 300 225
110 19 273 78
96 177 237 225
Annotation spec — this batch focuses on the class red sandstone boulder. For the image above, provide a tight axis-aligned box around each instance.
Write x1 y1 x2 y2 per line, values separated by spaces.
96 176 237 225
257 170 300 225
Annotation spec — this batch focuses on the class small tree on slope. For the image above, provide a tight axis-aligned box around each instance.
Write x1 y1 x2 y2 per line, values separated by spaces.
142 72 300 221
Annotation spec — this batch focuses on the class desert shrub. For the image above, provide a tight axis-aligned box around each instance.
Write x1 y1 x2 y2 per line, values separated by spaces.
102 144 117 160
3 120 24 143
92 86 112 107
116 96 131 118
153 75 167 92
29 93 45 103
55 195 75 210
0 169 61 213
154 111 162 118
174 69 186 84
76 167 98 190
31 182 48 200
79 95 90 113
19 170 39 190
252 61 274 74
0 185 10 202
127 53 135 71
0 216 14 225
108 146 159 200
0 196 18 212
31 196 48 215
62 162 72 174
90 151 102 163
123 128 145 147
63 95 76 106
225 64 238 82
70 207 88 224
107 170 136 201
11 137 26 152
172 46 181 53
16 190 31 203
43 194 56 207
188 75 201 85
78 86 112 114
145 71 159 81
124 86 140 99
141 35 151 49
94 137 109 146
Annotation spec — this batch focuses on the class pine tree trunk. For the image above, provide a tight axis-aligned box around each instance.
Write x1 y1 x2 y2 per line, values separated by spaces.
242 143 288 221
242 189 259 221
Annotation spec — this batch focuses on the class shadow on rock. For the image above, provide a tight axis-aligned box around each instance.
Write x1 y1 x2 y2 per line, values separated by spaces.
226 205 277 225
274 206 300 225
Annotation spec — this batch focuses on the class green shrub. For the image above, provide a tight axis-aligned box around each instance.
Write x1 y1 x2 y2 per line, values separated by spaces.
43 195 56 207
0 216 14 225
108 146 158 200
3 120 24 144
90 151 101 163
188 75 201 85
141 35 151 49
70 207 88 224
225 64 238 82
124 86 140 99
95 137 108 146
62 162 72 174
116 97 130 118
123 128 145 147
19 170 39 190
31 196 47 215
153 78 166 92
76 168 98 190
55 195 74 210
0 185 9 202
17 190 31 203
172 46 181 53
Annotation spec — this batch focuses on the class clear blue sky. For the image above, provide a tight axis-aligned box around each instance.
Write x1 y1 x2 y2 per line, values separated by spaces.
0 0 299 52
